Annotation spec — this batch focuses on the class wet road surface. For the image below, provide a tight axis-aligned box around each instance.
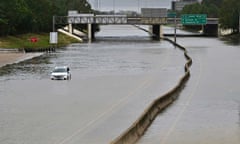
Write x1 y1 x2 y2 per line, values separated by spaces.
137 36 240 144
0 25 186 144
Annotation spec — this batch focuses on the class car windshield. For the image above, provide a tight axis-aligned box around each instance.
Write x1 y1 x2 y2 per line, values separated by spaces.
53 68 67 73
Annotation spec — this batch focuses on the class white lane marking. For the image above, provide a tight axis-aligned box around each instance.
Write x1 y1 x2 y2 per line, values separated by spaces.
55 77 153 144
160 55 203 144
55 48 171 144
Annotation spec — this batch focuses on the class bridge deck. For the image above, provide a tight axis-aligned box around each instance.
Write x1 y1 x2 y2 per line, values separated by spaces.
55 16 218 25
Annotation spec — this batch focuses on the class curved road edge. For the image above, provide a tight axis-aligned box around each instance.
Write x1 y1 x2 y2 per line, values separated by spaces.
110 37 192 144
0 52 44 68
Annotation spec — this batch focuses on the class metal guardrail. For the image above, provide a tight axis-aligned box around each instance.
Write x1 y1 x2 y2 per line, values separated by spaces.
0 48 19 52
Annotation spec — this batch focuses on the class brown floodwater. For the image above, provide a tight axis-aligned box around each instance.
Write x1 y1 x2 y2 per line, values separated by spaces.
137 33 240 144
0 25 239 144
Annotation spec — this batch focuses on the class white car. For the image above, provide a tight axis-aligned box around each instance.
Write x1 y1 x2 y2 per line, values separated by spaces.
51 66 71 80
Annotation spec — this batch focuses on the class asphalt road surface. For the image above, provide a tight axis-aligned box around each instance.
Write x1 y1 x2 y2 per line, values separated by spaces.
137 36 240 144
0 25 186 144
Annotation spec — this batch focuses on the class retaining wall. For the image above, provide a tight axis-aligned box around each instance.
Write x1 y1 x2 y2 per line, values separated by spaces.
110 37 192 144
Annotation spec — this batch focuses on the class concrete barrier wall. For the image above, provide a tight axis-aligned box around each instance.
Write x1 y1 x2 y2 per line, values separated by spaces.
110 37 192 144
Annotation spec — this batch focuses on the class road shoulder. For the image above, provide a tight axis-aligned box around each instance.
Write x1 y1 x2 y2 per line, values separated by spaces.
0 52 43 67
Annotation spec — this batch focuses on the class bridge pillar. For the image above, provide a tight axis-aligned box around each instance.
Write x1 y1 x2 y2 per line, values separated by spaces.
152 25 163 40
203 24 218 36
68 24 73 34
87 24 96 41
88 24 92 40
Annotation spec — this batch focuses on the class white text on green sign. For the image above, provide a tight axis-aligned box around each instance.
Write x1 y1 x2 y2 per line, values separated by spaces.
181 14 207 25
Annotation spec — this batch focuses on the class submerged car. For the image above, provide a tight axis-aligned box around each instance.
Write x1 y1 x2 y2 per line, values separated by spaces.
51 66 71 80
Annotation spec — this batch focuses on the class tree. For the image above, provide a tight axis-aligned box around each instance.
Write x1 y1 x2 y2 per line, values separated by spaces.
201 0 223 7
0 0 92 36
181 0 221 17
0 3 8 35
220 0 240 33
0 0 33 35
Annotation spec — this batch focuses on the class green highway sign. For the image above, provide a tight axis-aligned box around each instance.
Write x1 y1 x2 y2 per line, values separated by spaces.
167 12 176 18
181 14 207 25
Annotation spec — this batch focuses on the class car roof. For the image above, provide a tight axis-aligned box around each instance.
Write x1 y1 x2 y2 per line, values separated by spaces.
54 66 69 69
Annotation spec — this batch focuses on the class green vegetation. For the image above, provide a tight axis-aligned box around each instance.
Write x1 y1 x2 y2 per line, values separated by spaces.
0 0 93 51
0 0 92 36
181 0 240 34
0 33 80 50
219 0 240 33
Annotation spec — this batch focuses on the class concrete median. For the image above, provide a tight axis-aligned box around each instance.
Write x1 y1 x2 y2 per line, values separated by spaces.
110 37 192 144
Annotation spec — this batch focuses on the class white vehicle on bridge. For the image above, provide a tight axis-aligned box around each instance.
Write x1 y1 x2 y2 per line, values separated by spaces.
51 66 71 80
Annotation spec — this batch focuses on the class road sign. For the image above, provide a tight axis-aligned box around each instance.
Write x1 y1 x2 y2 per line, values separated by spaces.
30 37 38 43
50 32 58 44
168 12 176 18
181 14 207 25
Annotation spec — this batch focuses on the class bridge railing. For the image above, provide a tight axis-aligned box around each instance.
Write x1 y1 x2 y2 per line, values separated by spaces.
55 16 168 25
95 15 127 24
54 16 218 25
167 18 219 25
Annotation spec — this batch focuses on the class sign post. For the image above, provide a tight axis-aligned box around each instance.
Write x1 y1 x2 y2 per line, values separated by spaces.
49 32 58 52
239 12 240 33
168 12 177 42
50 32 58 44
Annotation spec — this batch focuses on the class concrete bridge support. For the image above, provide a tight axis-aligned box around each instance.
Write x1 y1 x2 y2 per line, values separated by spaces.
152 25 163 39
87 24 96 40
88 24 92 40
68 24 73 34
68 23 95 41
203 24 218 36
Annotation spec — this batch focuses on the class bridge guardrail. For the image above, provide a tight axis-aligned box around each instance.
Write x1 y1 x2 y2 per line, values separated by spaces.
55 16 218 25
55 16 173 25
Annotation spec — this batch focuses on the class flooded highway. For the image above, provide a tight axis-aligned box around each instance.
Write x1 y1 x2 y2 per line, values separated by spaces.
137 34 240 143
1 25 239 144
0 25 186 144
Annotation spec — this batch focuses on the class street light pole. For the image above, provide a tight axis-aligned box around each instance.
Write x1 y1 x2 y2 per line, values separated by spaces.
138 0 140 14
174 15 177 43
53 15 55 32
239 11 240 33
113 0 115 14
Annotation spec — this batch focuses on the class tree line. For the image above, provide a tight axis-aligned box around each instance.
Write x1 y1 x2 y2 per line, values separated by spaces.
1 0 240 36
0 0 92 36
181 0 240 33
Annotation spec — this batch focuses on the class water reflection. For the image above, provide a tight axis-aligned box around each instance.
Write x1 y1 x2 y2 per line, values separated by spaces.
0 35 168 81
0 55 52 80
220 34 240 45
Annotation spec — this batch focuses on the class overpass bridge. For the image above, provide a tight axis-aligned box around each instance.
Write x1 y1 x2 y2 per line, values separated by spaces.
54 15 219 40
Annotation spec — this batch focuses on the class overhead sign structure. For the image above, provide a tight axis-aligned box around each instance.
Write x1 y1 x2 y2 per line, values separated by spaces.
181 14 207 25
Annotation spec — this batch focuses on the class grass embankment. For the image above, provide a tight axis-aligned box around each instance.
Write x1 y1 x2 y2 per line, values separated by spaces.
0 33 81 51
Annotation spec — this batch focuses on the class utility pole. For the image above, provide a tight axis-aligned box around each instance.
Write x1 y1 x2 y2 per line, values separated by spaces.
52 15 55 32
138 0 140 14
113 0 115 14
239 12 240 33
174 15 177 43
